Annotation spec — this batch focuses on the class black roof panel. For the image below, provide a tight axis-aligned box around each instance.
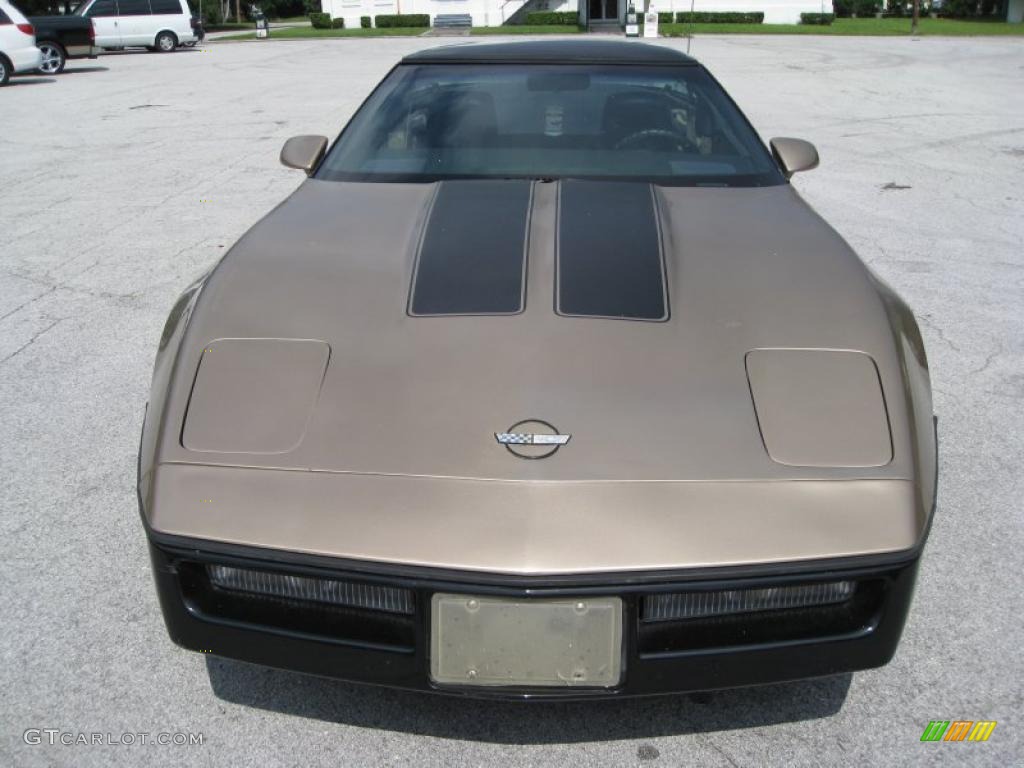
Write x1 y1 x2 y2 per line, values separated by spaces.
402 40 697 66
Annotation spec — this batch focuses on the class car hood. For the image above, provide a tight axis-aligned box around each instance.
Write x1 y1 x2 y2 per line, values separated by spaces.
153 178 914 484
140 178 935 572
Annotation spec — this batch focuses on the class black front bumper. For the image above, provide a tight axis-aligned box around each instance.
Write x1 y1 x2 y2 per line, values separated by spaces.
148 539 921 700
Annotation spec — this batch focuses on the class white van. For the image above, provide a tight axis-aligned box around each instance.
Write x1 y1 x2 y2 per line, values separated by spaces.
0 0 42 84
74 0 196 52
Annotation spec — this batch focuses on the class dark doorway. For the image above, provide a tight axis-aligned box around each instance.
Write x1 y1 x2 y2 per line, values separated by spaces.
589 0 618 21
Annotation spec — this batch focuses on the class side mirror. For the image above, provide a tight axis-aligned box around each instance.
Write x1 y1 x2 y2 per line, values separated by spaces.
280 135 328 176
770 138 819 179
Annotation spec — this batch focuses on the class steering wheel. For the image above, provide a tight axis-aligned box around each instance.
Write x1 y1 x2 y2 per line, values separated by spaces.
614 129 696 153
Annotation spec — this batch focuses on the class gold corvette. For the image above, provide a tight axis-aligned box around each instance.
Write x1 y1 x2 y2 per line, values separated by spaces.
139 41 936 698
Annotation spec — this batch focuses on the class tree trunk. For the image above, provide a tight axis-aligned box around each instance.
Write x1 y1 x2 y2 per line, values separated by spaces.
911 0 920 34
236 0 241 22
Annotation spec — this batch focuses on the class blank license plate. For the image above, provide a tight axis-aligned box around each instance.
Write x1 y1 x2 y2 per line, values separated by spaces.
430 593 623 688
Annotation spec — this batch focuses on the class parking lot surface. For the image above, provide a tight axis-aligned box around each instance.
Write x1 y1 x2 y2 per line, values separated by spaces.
2 34 1022 767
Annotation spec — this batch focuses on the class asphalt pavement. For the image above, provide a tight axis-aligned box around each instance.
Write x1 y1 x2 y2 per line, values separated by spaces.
1 33 1022 767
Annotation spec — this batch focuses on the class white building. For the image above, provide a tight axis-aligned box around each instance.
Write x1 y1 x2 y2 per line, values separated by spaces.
593 0 831 24
582 0 834 25
321 0 835 30
319 0 568 28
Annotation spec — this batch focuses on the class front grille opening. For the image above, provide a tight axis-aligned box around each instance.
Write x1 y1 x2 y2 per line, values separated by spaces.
207 564 414 614
643 580 855 622
638 579 885 655
179 562 416 651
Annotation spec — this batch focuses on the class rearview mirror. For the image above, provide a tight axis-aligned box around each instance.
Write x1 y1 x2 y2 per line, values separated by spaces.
769 138 819 178
280 135 329 175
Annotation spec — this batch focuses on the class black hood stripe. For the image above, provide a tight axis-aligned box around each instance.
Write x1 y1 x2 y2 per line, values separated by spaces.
409 180 532 316
556 180 668 322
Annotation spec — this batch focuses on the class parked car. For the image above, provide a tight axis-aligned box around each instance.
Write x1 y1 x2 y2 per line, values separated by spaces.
73 0 196 52
27 12 98 74
0 0 41 85
140 40 937 698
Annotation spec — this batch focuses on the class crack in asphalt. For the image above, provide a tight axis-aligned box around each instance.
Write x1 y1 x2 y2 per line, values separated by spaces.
0 318 65 366
0 285 58 323
917 314 962 354
698 734 741 768
970 343 1004 377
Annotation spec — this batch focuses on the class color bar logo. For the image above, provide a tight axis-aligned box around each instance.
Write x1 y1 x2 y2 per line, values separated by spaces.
920 721 997 742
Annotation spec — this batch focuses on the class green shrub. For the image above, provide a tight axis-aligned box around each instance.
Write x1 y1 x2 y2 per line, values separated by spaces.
186 0 222 25
852 0 882 15
890 0 940 16
939 0 978 15
632 11 673 23
331 17 345 28
524 11 579 24
374 13 430 27
201 3 223 26
360 15 371 27
800 12 835 23
675 11 764 23
309 12 331 28
834 0 881 16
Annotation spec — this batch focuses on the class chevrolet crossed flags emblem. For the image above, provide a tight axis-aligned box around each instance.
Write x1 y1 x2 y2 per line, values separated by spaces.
495 420 571 459
495 432 571 446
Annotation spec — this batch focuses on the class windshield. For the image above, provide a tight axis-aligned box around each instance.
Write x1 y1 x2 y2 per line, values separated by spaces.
317 64 783 186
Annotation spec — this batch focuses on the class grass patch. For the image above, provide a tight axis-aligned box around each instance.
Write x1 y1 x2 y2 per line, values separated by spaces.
218 26 428 40
472 24 582 35
660 18 1024 36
